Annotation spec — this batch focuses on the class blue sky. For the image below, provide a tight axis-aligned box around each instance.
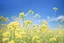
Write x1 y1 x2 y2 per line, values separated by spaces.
0 0 64 28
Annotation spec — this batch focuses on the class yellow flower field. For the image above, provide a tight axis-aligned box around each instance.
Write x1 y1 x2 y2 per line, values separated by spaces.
0 10 64 43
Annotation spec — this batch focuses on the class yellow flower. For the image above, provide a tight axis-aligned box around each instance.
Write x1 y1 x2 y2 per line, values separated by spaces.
33 25 38 30
2 38 9 41
28 10 34 14
53 7 58 11
25 20 32 25
52 37 56 41
15 28 21 32
15 32 23 39
19 12 25 18
43 20 47 25
32 36 39 41
37 40 40 43
8 40 15 43
31 11 34 14
2 31 10 37
7 22 19 30
39 26 43 31
7 26 14 30
49 37 56 42
42 24 47 29
34 27 37 30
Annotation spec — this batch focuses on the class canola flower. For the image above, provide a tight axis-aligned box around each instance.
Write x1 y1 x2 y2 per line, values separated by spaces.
33 26 38 32
15 28 21 32
39 20 48 31
19 12 25 25
39 25 43 31
42 20 48 30
19 12 25 18
2 31 10 37
53 7 58 11
15 32 23 39
2 38 9 41
43 20 47 25
42 24 47 29
32 35 40 43
33 26 37 30
32 35 39 41
0 16 9 23
7 22 19 30
28 10 34 14
49 37 56 42
8 40 15 43
53 7 58 17
25 20 32 25
1 10 64 43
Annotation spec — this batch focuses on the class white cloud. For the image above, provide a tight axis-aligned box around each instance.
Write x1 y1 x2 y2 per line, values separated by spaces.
56 16 64 20
47 16 64 21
